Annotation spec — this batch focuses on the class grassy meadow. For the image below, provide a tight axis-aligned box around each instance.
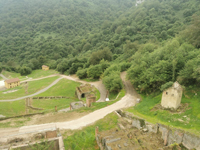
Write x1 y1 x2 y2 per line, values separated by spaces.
0 76 59 100
126 87 200 135
32 98 79 111
37 78 81 97
0 100 26 117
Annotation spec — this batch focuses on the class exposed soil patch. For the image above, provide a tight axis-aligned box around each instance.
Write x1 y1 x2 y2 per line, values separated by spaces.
25 111 89 125
0 111 89 128
151 103 190 114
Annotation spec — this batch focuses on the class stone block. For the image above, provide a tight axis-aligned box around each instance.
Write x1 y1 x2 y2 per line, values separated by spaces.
132 118 145 130
145 122 158 133
182 132 200 150
168 129 184 145
158 124 169 146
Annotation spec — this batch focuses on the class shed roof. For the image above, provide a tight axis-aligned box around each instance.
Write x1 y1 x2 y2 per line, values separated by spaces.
42 65 49 68
4 78 20 84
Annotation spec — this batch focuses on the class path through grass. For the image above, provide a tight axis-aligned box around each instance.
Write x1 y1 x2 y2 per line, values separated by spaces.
0 76 59 100
37 78 81 97
2 70 58 80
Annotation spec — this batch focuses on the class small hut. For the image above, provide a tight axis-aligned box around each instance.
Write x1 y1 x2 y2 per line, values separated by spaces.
161 82 183 109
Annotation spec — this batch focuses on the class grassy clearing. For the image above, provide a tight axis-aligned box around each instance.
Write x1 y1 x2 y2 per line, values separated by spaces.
32 98 79 111
2 71 25 80
0 76 59 100
28 70 59 79
63 113 119 150
2 70 58 80
109 91 120 100
126 87 200 135
0 100 25 117
37 78 81 97
96 88 100 100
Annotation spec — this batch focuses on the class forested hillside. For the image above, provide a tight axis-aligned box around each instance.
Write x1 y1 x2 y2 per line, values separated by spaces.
0 0 200 93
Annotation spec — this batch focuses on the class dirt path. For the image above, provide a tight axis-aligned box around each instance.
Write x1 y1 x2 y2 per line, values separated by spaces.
21 74 59 83
0 72 140 139
0 77 63 102
0 74 8 80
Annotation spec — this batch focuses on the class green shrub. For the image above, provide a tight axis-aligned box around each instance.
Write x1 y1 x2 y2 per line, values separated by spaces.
76 68 87 79
120 62 131 72
103 65 120 77
103 71 123 92
160 81 173 91
87 64 103 79
19 66 32 76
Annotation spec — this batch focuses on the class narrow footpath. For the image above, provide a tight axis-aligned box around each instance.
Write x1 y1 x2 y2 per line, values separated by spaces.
0 77 63 102
0 74 8 80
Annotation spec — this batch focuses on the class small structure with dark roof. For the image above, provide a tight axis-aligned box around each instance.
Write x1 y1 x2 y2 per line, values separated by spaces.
42 65 49 71
4 78 20 89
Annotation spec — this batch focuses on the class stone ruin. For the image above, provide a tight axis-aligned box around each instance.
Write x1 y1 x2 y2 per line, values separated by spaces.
95 110 199 150
75 84 96 107
75 84 94 100
161 81 183 110
0 128 65 150
86 94 96 107
70 101 85 110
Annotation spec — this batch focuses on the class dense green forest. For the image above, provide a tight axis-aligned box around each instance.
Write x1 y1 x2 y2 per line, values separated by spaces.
0 0 200 93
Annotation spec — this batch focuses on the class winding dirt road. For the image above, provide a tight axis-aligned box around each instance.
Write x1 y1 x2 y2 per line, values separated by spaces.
0 72 140 139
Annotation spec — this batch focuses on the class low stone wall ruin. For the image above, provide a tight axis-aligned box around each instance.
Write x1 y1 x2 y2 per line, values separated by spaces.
116 110 200 150
32 96 68 99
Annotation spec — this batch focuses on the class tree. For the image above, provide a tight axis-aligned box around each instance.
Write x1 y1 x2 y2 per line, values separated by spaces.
103 71 123 93
76 68 87 79
87 65 103 79
89 48 112 65
184 15 200 48
19 66 32 76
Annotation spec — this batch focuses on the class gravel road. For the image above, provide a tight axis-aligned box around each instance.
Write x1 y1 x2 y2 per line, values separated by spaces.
17 72 140 134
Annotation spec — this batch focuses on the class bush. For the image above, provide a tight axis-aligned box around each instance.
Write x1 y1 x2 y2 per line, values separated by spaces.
87 64 103 79
19 66 32 76
103 71 123 92
103 65 120 77
120 62 131 72
160 81 173 91
76 68 87 79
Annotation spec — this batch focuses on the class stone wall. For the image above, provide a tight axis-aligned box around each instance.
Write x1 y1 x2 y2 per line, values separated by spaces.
86 95 96 107
116 110 200 150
